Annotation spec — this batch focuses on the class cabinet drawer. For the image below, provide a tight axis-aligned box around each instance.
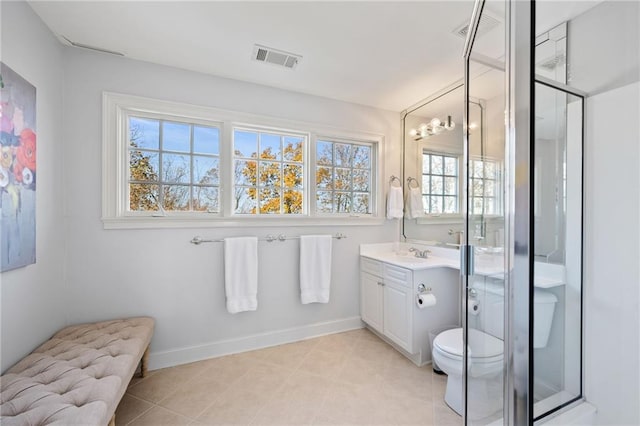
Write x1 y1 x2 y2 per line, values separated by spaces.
361 257 383 277
384 264 411 287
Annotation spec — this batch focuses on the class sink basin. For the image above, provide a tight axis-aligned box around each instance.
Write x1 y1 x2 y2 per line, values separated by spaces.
393 252 430 261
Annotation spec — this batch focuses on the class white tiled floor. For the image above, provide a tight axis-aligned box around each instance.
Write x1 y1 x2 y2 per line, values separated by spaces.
116 328 462 425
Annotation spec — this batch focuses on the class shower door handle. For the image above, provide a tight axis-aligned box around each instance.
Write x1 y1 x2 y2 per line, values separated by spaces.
460 244 475 277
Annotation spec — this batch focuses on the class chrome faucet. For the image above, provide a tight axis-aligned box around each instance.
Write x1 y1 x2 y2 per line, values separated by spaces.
408 247 431 258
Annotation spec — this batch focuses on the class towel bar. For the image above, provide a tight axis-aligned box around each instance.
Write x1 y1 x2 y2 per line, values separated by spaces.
191 233 348 245
407 176 420 188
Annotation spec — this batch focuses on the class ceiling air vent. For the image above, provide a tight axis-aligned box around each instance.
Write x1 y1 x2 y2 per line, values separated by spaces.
537 52 566 70
252 44 301 70
453 13 501 39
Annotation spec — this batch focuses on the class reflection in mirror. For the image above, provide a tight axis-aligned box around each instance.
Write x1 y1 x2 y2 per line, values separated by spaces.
402 68 506 252
402 84 464 244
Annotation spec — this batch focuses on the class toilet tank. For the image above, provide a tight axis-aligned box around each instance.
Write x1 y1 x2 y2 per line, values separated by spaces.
472 281 557 348
533 288 557 348
474 281 504 340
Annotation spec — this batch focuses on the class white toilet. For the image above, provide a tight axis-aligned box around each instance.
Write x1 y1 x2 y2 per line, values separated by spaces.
432 285 558 417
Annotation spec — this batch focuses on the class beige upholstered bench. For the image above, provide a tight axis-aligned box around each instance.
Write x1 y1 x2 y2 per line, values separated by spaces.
1 317 154 426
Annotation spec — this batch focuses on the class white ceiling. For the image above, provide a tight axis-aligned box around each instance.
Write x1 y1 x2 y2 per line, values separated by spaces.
29 1 601 112
30 1 478 112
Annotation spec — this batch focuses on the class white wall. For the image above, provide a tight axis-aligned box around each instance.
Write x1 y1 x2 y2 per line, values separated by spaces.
584 81 640 425
0 1 67 373
61 48 400 369
568 1 639 96
569 2 640 423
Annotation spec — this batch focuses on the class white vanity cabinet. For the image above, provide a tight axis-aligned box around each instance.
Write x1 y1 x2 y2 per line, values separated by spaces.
360 257 414 353
360 254 461 365
360 268 384 333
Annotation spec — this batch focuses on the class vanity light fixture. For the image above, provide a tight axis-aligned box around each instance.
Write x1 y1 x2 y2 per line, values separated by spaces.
410 115 456 141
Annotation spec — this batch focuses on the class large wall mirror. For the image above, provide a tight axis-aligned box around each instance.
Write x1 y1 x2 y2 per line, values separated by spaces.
401 65 506 254
401 54 575 267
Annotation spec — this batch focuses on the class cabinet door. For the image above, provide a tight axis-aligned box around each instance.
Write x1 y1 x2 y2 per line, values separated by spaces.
383 279 413 353
361 272 383 333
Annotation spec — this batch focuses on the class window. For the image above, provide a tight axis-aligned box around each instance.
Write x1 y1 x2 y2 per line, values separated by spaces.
316 139 373 214
102 93 382 228
233 128 305 215
128 117 220 214
470 158 501 215
422 152 458 214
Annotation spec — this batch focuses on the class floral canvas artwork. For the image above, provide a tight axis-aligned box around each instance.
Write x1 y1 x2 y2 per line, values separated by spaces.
0 62 36 272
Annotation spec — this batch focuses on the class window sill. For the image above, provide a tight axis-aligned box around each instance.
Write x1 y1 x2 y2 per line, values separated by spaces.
415 215 464 225
102 215 386 230
413 214 504 225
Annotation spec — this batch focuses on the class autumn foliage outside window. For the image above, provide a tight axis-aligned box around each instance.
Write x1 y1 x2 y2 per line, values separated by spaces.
105 94 381 226
234 129 305 215
125 112 376 218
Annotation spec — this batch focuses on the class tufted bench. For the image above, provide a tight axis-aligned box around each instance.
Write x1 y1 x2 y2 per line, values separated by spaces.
1 317 154 426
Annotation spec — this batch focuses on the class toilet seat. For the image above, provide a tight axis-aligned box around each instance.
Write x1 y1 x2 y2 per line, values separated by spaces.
434 328 503 363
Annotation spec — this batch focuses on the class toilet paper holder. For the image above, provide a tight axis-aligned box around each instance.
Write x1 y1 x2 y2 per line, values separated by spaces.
417 283 432 294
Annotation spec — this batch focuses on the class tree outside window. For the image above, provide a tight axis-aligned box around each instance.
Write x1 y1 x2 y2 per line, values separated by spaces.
233 129 304 215
128 117 220 213
316 140 372 214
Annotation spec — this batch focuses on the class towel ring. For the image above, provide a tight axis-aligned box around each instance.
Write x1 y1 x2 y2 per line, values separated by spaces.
389 175 402 187
407 177 420 188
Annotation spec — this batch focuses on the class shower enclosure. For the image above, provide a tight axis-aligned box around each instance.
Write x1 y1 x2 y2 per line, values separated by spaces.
461 0 585 424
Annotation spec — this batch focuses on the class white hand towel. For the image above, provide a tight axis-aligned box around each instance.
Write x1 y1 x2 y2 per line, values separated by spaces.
224 237 258 314
300 235 332 304
405 187 426 219
386 186 404 219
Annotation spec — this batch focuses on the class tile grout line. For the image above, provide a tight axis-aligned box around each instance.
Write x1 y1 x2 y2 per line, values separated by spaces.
121 393 154 426
189 356 263 422
245 339 326 425
120 329 459 425
310 331 367 424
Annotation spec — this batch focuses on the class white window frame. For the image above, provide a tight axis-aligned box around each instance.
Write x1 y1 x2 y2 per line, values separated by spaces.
102 92 384 229
416 149 503 225
312 136 377 217
230 125 309 216
421 151 460 215
468 156 503 217
124 112 224 217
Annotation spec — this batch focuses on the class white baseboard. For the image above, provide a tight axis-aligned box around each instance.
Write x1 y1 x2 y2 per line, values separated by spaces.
148 316 364 370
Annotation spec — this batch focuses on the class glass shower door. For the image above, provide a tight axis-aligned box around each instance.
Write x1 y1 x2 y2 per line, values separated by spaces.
462 1 585 424
462 0 507 424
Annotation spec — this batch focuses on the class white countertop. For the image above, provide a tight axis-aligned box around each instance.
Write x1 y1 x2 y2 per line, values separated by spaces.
360 242 566 288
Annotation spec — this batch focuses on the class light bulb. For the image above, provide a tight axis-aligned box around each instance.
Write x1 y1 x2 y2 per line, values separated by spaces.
409 129 417 136
444 116 455 130
430 118 441 128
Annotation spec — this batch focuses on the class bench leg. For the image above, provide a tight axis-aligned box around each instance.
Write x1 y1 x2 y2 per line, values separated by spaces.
108 414 116 426
141 345 150 378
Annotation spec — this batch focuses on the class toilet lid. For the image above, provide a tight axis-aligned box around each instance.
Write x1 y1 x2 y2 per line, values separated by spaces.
434 328 503 359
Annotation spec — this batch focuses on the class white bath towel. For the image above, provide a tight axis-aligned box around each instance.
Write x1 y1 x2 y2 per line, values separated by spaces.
300 235 332 304
386 186 404 219
224 236 258 314
405 186 425 219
